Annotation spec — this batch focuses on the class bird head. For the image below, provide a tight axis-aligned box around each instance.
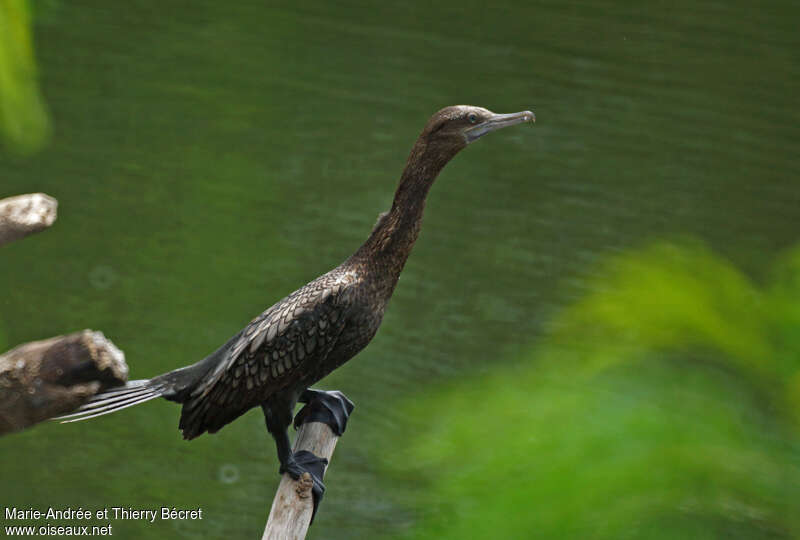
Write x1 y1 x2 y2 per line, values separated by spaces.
397 105 535 192
421 105 535 152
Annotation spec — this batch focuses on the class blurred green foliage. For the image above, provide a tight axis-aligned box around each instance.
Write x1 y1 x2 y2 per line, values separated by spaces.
550 240 800 422
380 240 800 539
0 0 50 154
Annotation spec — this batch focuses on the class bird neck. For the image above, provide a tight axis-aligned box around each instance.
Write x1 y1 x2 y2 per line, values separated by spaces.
352 137 455 275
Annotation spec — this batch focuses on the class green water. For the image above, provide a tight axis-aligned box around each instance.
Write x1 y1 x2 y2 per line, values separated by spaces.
1 1 798 538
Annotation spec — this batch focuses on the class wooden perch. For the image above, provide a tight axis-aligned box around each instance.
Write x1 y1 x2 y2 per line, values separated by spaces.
0 330 128 435
0 193 58 246
262 421 342 540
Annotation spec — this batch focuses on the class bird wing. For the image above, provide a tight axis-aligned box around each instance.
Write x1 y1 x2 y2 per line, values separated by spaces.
182 272 355 427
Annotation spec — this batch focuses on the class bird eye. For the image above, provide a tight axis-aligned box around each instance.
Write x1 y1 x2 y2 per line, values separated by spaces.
468 113 478 124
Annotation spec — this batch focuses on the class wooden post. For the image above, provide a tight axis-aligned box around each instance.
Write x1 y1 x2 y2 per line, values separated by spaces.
262 421 341 540
0 193 58 246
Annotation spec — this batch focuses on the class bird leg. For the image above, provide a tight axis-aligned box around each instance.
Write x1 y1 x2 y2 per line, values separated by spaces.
262 401 305 479
262 399 328 522
294 388 355 436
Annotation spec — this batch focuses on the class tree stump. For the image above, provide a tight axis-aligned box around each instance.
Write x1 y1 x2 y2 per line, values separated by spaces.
0 330 128 435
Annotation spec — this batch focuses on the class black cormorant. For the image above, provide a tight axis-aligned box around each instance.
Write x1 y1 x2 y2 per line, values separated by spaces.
60 105 535 485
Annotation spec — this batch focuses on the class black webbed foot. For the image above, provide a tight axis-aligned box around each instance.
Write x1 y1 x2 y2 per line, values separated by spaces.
294 388 355 436
280 450 328 522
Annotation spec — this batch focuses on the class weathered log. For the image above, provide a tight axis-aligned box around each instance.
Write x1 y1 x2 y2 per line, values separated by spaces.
0 330 128 435
262 421 342 540
0 193 58 246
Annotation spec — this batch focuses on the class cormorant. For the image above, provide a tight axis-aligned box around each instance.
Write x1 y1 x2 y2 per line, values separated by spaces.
59 105 534 485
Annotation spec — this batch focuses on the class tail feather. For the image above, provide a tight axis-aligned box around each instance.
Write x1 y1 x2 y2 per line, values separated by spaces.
83 380 149 397
59 390 161 421
54 380 165 423
83 388 156 408
79 385 154 408
55 330 245 432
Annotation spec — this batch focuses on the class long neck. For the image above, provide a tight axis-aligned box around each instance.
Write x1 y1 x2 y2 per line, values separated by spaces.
351 137 455 274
